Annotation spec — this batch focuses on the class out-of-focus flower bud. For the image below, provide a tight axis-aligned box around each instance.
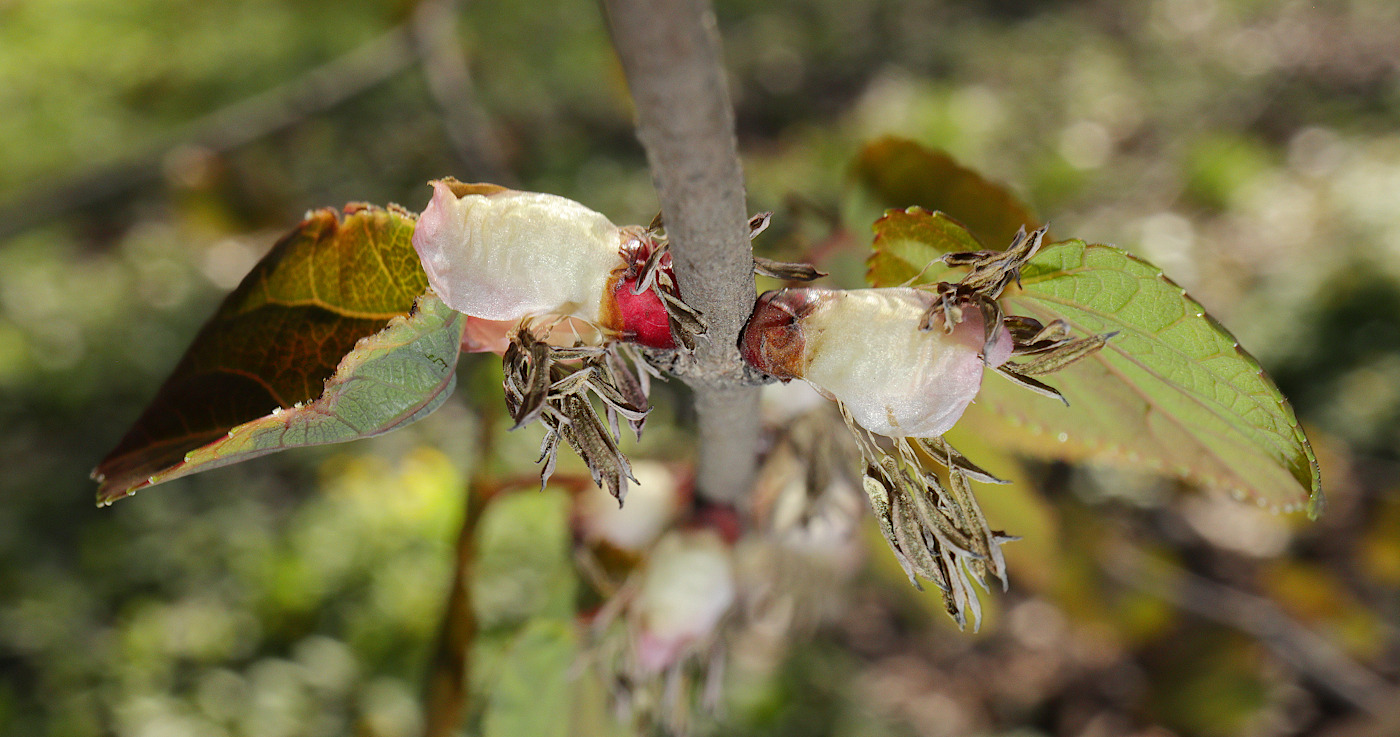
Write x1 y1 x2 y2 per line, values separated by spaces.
630 530 736 675
576 461 682 553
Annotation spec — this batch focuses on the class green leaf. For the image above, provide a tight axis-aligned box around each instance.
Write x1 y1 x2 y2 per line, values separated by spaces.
481 620 577 737
853 136 1040 249
471 490 579 737
866 207 982 287
93 204 463 504
868 211 1321 514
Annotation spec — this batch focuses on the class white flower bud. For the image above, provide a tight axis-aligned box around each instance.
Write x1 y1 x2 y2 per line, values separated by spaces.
412 180 682 351
740 287 1013 438
577 462 682 552
413 181 623 323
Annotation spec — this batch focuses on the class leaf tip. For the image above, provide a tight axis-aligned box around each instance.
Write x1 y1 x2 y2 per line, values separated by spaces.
1306 487 1327 519
94 484 134 508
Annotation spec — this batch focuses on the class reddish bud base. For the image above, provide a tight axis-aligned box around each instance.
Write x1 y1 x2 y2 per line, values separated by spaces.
615 277 675 349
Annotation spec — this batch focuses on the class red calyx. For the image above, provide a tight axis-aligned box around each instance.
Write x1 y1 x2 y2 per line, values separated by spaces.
615 277 675 349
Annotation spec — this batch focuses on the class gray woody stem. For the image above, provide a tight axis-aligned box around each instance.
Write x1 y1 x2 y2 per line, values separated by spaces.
603 0 761 503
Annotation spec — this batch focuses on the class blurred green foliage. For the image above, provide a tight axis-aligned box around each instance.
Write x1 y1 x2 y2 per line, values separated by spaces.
4 0 1400 735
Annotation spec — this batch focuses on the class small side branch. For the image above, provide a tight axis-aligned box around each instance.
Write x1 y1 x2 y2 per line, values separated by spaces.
410 0 516 186
603 0 760 503
1104 541 1395 715
422 476 486 737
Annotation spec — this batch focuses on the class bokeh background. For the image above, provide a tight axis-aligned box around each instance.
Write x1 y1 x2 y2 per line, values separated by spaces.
2 0 1399 735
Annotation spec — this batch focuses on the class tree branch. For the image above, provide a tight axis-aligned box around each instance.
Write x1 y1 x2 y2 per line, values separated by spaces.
1103 541 1395 715
410 0 517 187
0 25 420 242
603 0 761 503
0 0 519 243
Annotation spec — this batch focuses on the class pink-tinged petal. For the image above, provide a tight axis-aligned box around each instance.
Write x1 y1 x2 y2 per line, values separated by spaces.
413 181 471 309
460 316 518 354
461 315 607 355
984 322 1014 368
411 183 622 323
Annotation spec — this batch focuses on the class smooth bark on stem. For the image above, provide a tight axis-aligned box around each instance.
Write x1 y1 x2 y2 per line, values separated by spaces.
603 0 761 503
422 480 481 737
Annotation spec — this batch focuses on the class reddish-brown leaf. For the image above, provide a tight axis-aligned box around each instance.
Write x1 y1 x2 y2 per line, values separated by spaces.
93 203 439 503
853 136 1040 250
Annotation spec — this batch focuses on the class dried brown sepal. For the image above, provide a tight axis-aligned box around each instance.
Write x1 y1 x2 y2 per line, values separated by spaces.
599 350 650 435
945 461 1006 590
861 466 923 589
940 545 980 630
502 328 653 502
1003 315 1049 344
632 239 672 296
890 491 944 588
752 256 828 282
918 224 1052 347
1010 333 1115 376
976 298 1005 363
563 393 636 502
583 357 649 445
886 458 979 559
587 366 649 425
953 233 1114 403
548 364 595 396
861 467 899 553
660 290 707 350
501 324 561 430
748 211 773 240
995 365 1069 405
913 437 1007 485
666 316 696 352
917 282 961 333
944 224 1048 299
518 338 554 429
617 343 661 400
1023 319 1073 349
536 429 562 490
1008 317 1095 358
839 402 1009 631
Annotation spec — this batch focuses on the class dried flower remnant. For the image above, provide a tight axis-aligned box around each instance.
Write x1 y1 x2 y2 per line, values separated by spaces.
750 389 865 548
740 225 1112 627
502 324 660 502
